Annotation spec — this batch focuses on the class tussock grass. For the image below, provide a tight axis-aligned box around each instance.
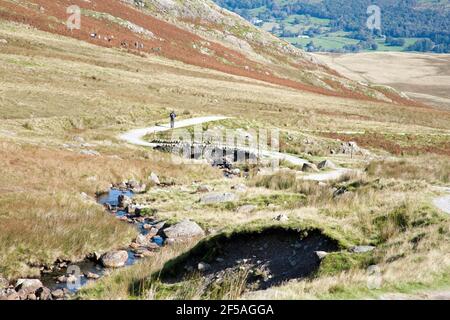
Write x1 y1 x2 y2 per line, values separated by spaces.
366 156 450 185
0 141 219 279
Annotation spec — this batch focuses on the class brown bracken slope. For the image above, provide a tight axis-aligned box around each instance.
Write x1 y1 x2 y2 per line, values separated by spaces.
0 0 426 105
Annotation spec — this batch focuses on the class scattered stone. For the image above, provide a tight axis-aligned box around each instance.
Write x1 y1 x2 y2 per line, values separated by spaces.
100 250 129 268
315 251 329 260
351 246 375 253
154 221 166 230
79 149 100 156
73 136 84 143
165 238 176 246
231 184 247 193
26 293 37 300
135 234 151 247
317 160 336 170
302 163 319 173
51 289 65 299
86 251 102 262
274 214 289 222
198 262 211 272
237 204 257 214
197 185 213 193
85 272 100 280
146 227 159 237
0 290 19 300
35 287 52 300
231 168 241 175
200 192 238 204
118 194 132 208
162 219 205 240
15 279 43 294
149 172 160 185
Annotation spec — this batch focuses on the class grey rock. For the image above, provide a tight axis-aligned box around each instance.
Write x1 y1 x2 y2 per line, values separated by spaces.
317 160 336 170
35 287 52 300
231 184 247 193
274 214 289 222
162 219 205 240
149 172 160 185
200 192 238 204
198 262 211 272
85 272 100 280
101 250 129 268
237 204 257 214
79 149 100 156
302 163 319 173
15 279 43 294
315 251 329 260
351 246 375 253
51 289 65 299
118 194 132 208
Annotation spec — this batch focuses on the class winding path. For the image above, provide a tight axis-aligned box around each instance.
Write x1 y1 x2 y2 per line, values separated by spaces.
432 187 450 215
118 116 353 182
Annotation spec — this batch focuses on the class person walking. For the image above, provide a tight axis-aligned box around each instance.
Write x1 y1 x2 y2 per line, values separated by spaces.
169 111 177 129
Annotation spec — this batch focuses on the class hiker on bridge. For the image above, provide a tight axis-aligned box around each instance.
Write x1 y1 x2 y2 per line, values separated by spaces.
169 111 177 129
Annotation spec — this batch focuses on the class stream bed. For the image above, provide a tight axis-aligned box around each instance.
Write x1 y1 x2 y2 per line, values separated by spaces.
41 188 164 293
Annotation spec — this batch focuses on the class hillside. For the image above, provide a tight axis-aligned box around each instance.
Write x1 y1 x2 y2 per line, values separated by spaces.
0 0 416 104
215 0 450 53
316 52 450 109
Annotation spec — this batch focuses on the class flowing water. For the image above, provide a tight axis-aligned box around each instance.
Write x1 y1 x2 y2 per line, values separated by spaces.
41 188 163 293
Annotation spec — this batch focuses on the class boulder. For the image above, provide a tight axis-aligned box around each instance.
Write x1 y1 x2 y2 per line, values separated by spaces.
198 262 211 272
317 160 336 170
118 194 132 208
274 214 289 222
0 39 8 45
51 289 65 299
15 279 43 294
351 246 375 253
85 272 100 280
315 251 329 260
200 192 238 204
302 163 319 173
35 287 52 300
100 250 129 268
162 219 205 240
0 290 19 300
231 184 247 193
135 234 151 247
237 204 257 214
197 185 213 193
149 172 160 185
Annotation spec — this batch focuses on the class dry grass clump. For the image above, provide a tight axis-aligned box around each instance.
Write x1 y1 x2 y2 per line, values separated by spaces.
0 141 219 279
366 156 450 184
